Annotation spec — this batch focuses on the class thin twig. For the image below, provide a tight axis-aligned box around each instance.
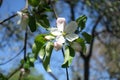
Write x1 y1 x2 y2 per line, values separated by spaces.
7 65 22 79
48 72 58 80
0 48 24 65
0 14 18 25
62 48 69 80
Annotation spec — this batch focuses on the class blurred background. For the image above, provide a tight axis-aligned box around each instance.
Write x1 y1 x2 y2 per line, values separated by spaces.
0 0 120 80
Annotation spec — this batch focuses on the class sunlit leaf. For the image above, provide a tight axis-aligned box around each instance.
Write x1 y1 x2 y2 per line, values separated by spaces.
82 32 92 43
62 46 75 68
33 34 47 58
28 15 37 32
76 15 87 31
38 45 46 60
43 42 53 72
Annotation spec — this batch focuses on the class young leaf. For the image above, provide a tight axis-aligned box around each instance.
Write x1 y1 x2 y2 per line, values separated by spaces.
76 38 86 53
76 15 87 31
82 32 92 43
33 34 47 58
28 15 37 32
43 42 53 72
38 45 46 60
62 46 75 68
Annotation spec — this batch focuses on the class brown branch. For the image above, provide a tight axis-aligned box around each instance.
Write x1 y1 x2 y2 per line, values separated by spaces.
87 15 102 58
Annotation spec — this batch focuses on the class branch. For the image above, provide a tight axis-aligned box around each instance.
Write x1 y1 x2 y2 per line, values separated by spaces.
0 0 28 25
0 48 24 65
0 14 18 25
62 48 69 80
7 65 22 79
87 15 102 58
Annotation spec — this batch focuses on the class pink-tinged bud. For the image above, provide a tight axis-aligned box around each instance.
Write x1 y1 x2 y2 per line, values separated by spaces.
56 18 66 32
54 42 63 51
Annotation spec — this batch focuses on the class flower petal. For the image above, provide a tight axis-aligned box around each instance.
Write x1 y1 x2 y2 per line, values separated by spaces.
17 11 22 24
66 33 79 42
64 21 78 33
45 35 55 40
49 28 62 36
56 36 65 43
56 18 66 32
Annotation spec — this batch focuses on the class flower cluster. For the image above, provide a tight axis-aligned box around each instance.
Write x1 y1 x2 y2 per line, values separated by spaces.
45 18 79 50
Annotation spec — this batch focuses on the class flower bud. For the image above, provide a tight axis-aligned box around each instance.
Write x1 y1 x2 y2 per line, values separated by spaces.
54 42 63 51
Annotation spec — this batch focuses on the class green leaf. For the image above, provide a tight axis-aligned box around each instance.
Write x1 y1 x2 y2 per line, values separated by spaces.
76 38 86 53
82 32 92 43
0 73 7 80
43 42 53 72
33 34 47 58
28 0 40 7
28 15 37 32
62 46 75 68
38 45 46 60
76 15 87 31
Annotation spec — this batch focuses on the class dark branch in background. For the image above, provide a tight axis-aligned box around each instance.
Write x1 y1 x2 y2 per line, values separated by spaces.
0 48 23 65
7 65 22 79
0 0 28 25
62 48 69 80
87 15 102 58
0 14 18 25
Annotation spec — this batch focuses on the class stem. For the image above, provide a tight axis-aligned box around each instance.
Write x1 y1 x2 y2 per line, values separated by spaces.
84 58 90 80
62 48 69 80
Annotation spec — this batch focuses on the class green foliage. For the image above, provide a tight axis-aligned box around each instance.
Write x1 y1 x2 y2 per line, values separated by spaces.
62 46 75 68
43 42 53 72
76 38 86 53
38 45 46 60
28 0 40 7
32 34 47 58
20 53 36 70
36 14 50 28
9 69 44 80
82 32 92 43
76 15 87 31
0 73 7 80
28 15 37 32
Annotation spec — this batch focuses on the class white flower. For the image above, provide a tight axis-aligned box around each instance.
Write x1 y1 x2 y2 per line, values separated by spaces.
49 18 79 50
17 11 28 29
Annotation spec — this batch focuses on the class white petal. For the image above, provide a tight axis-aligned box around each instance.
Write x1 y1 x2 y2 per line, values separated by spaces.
49 28 62 36
45 35 55 40
64 21 78 33
17 11 22 24
56 36 65 43
56 18 66 32
66 33 79 42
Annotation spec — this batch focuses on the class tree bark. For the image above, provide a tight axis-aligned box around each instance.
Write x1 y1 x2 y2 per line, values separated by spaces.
84 58 90 80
